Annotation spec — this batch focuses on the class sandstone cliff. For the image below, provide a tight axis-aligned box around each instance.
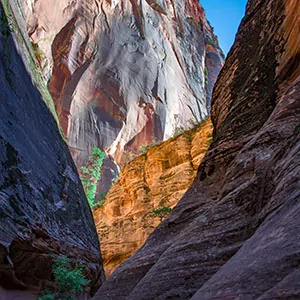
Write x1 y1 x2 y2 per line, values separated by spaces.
0 2 105 298
23 0 224 193
94 118 213 276
95 0 300 299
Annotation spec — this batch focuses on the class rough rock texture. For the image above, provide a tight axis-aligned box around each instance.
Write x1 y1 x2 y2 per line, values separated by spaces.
95 0 300 299
23 0 224 193
0 2 105 297
94 118 212 276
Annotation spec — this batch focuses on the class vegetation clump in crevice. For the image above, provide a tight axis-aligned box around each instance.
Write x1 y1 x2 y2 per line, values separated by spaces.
37 256 90 300
173 125 185 137
186 16 202 31
139 139 158 155
206 132 213 147
122 117 210 166
121 140 158 166
80 146 105 209
206 37 215 46
204 67 209 85
93 175 120 210
152 206 172 221
0 13 11 37
173 116 203 137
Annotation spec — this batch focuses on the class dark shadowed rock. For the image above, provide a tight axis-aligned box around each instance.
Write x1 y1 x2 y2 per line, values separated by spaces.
94 0 300 299
0 2 105 298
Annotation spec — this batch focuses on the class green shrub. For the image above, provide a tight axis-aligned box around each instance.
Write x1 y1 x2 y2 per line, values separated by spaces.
110 175 119 187
204 67 209 85
80 146 105 209
188 118 200 129
152 206 172 221
0 14 10 37
37 256 90 300
121 150 138 165
93 200 105 210
139 140 157 155
173 125 185 137
206 132 213 147
37 292 57 300
206 37 215 46
204 68 209 77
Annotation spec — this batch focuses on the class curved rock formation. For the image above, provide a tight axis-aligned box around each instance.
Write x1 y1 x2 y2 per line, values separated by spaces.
94 118 213 276
95 0 300 299
23 0 224 193
0 2 105 298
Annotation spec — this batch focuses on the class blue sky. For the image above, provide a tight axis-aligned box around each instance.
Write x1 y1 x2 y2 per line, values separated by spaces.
200 0 248 55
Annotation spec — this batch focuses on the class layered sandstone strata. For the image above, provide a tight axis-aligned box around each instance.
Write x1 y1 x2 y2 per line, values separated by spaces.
95 0 300 298
93 118 213 276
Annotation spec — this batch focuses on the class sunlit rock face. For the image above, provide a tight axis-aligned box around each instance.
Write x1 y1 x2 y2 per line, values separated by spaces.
23 0 224 192
95 0 300 299
0 2 105 297
93 118 213 277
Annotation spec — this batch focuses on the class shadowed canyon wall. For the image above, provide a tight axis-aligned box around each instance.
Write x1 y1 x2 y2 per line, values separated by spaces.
95 0 300 299
94 118 213 276
23 0 224 193
0 2 105 298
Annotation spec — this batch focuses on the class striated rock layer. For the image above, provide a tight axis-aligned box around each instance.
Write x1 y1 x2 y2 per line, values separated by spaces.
23 0 224 192
93 118 213 276
95 0 300 299
0 2 105 298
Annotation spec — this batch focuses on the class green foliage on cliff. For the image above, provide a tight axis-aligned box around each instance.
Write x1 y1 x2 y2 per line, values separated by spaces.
37 256 90 300
206 132 213 147
139 140 158 155
152 206 172 221
173 117 202 137
80 146 105 209
0 14 10 37
173 125 185 137
206 37 215 46
204 67 209 85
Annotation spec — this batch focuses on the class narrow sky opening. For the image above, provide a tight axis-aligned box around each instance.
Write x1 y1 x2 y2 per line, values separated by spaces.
200 0 248 56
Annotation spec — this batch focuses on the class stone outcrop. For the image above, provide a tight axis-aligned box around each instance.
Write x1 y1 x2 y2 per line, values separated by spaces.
93 118 213 276
95 0 300 299
23 0 224 193
0 2 105 298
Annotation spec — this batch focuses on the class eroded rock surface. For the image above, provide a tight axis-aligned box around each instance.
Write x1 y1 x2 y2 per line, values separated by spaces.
23 0 224 193
0 2 105 297
93 118 213 276
95 0 300 299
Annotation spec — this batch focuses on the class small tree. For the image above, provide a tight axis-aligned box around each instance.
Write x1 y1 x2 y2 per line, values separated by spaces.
37 256 90 300
80 146 105 209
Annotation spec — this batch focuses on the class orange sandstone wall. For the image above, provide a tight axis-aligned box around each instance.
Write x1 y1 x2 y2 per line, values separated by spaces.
93 119 213 276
